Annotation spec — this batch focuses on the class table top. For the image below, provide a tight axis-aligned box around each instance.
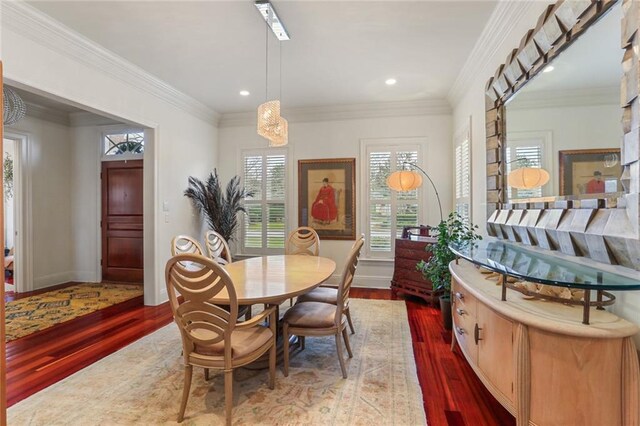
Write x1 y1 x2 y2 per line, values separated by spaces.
213 255 337 305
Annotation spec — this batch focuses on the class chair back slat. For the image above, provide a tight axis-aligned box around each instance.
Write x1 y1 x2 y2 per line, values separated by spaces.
171 235 204 256
286 227 320 256
166 253 238 359
205 230 233 265
335 236 364 323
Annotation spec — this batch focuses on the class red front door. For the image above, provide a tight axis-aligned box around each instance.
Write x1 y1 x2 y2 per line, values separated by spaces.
101 160 143 283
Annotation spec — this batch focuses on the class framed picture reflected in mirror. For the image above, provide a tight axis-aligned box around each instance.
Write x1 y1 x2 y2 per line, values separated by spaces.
559 148 622 196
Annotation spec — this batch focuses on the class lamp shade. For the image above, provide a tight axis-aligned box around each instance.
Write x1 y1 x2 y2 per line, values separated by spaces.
386 170 423 192
507 167 550 189
257 100 281 139
268 116 288 147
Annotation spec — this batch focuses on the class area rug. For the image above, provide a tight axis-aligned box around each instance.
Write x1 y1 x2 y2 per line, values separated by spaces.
5 283 143 342
8 299 426 425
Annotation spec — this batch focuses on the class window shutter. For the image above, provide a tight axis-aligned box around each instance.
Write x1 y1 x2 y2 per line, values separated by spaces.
454 125 472 226
506 144 544 198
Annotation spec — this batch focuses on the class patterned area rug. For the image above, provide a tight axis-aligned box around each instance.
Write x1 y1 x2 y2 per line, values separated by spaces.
8 299 426 425
5 283 143 341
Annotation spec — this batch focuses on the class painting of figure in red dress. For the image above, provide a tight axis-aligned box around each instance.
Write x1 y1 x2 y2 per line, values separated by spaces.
298 158 356 240
312 178 339 224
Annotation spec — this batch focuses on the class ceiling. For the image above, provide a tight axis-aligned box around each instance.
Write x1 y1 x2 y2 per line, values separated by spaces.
29 1 497 114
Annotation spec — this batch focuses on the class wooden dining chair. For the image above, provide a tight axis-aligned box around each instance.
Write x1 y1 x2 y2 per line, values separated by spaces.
296 235 364 334
165 253 277 425
285 226 320 256
171 234 249 320
282 237 364 379
204 230 233 265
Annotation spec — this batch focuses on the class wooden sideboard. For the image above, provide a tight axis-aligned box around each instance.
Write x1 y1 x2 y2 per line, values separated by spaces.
450 259 640 426
391 236 441 305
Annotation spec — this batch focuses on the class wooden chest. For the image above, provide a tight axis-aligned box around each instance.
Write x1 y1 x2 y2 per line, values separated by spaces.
391 237 441 305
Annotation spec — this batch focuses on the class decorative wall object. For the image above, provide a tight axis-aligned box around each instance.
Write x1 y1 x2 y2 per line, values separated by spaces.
3 86 26 125
298 158 355 240
559 148 622 196
484 0 640 270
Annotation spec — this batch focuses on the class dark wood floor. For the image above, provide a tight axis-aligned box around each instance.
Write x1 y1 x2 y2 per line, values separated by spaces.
6 286 514 425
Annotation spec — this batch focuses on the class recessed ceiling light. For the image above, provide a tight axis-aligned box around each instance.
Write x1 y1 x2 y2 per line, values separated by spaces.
385 78 397 86
543 66 554 73
240 90 250 96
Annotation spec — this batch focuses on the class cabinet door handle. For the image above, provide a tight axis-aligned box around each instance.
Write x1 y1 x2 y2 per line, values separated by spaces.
455 292 464 300
474 323 482 345
455 326 465 336
456 308 466 316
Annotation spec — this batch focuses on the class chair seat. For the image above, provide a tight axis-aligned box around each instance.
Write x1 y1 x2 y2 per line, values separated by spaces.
297 287 337 305
193 325 273 359
283 301 341 329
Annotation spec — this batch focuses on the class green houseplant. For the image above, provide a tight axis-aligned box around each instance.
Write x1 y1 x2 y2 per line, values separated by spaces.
416 212 481 329
184 169 254 244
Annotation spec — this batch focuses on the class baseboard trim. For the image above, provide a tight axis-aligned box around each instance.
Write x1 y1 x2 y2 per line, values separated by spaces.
325 273 390 289
33 271 75 289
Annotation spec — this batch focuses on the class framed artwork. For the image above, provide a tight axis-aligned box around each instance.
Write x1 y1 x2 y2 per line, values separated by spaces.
298 158 356 240
559 148 622 196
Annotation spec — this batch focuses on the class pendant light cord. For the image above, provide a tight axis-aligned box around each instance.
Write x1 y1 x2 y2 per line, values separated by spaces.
279 39 282 102
265 19 269 101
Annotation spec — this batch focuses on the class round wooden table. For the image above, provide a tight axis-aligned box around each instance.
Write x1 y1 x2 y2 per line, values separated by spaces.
213 255 336 305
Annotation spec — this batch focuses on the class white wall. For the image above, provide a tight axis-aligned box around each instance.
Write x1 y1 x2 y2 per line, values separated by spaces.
2 4 219 304
451 3 640 346
6 116 73 289
218 113 452 288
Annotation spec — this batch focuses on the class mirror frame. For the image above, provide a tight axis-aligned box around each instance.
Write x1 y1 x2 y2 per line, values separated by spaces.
485 0 640 269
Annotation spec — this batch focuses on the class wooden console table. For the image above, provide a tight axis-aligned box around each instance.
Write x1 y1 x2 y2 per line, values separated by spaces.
390 236 441 305
450 260 640 426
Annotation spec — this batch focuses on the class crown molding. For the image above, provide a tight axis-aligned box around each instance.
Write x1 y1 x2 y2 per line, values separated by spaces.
508 86 619 110
219 99 451 128
23 102 70 126
2 2 220 126
447 1 541 107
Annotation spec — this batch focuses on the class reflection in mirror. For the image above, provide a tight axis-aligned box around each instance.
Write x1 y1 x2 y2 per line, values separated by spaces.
505 2 622 201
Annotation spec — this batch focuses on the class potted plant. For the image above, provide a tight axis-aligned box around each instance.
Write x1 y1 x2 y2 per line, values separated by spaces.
184 169 254 244
416 212 481 330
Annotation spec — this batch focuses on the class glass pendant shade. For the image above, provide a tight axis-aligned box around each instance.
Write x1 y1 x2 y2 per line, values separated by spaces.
268 116 288 147
257 100 281 139
386 170 423 192
507 167 550 189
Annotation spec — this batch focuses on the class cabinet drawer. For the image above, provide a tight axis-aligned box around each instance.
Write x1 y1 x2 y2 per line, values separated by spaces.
451 279 477 318
453 301 478 364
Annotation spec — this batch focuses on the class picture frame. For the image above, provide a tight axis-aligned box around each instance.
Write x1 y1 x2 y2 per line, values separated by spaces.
559 148 622 196
298 158 356 240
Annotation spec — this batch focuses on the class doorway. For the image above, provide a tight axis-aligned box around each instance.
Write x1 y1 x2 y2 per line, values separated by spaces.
101 159 144 283
3 139 16 293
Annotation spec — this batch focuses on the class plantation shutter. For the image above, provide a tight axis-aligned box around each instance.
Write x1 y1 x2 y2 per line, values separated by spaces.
506 144 543 199
365 145 421 258
242 150 287 254
454 127 471 226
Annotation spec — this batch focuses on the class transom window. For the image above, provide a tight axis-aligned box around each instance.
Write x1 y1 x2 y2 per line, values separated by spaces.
103 131 145 157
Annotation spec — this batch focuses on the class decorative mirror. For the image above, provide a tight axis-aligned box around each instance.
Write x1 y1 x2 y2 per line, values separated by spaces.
485 0 640 270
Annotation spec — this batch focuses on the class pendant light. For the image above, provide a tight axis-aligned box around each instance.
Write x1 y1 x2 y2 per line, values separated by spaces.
256 0 288 146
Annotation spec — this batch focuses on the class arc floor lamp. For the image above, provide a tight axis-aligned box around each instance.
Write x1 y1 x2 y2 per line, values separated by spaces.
386 162 443 223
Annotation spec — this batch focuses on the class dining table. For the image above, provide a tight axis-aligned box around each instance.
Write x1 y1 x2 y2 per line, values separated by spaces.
212 254 337 306
213 254 337 368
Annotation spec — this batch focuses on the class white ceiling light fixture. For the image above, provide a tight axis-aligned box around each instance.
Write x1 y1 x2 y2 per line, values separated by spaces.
254 0 290 41
240 90 250 96
385 78 397 86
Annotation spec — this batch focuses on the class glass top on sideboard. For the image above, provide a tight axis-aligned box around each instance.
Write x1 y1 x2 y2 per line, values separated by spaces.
449 239 640 291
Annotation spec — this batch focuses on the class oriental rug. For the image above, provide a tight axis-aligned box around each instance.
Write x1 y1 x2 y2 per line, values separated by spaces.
5 283 143 341
8 299 426 425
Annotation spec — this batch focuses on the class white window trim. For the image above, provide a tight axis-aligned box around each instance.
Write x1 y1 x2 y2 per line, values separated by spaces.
454 118 472 225
506 130 553 198
360 137 426 260
101 125 146 162
239 147 289 255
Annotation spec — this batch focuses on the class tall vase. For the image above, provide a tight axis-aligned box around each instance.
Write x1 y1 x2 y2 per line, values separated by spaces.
439 295 452 330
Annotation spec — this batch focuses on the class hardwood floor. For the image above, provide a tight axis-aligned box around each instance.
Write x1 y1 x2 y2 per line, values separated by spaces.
6 286 514 425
